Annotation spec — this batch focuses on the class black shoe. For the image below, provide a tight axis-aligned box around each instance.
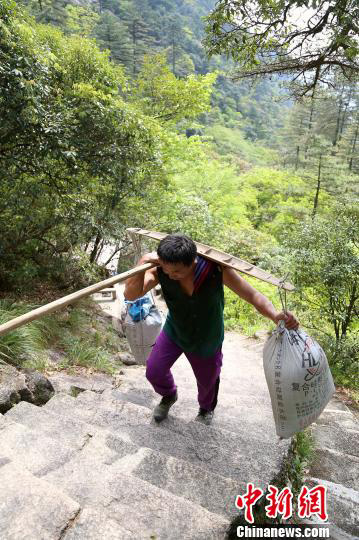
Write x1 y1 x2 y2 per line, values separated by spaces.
195 407 214 426
153 390 178 422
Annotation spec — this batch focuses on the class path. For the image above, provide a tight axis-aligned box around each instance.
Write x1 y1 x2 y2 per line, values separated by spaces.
0 311 357 537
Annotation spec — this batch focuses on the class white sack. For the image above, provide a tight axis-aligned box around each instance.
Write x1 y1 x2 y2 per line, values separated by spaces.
263 321 335 439
123 296 162 365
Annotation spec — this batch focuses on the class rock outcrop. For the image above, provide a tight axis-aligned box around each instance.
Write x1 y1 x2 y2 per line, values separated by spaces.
0 364 54 413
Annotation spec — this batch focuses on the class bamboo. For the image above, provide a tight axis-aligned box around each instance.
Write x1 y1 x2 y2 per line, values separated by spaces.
0 263 155 337
126 228 295 291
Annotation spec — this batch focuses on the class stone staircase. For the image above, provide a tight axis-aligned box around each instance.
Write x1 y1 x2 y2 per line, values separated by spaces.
0 332 293 539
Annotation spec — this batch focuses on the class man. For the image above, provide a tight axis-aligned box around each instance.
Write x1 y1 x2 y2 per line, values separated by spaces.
124 233 299 425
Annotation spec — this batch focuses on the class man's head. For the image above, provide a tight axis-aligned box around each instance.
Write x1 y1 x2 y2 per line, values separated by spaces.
157 233 197 280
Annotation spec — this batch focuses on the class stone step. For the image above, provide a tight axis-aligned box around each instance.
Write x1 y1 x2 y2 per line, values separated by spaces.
109 384 274 417
112 374 279 438
117 365 275 409
316 411 359 431
310 447 359 491
0 411 77 477
303 477 359 538
4 399 140 468
115 369 274 410
0 457 80 540
310 421 359 458
107 443 240 520
43 434 230 539
6 397 242 519
44 391 289 488
48 372 114 395
116 369 348 437
77 388 282 449
62 507 136 540
5 400 99 451
106 387 278 443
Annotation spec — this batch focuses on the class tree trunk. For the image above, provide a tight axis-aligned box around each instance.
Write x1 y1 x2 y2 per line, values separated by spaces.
131 20 137 76
338 87 353 143
332 85 344 146
312 154 322 218
304 92 316 159
349 119 359 171
341 282 357 338
172 38 176 76
89 233 102 263
95 239 105 263
295 145 300 171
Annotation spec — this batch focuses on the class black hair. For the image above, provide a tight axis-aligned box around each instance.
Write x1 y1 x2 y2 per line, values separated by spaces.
157 233 197 266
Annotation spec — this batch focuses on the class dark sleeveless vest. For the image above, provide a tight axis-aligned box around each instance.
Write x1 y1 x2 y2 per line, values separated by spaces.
157 259 224 357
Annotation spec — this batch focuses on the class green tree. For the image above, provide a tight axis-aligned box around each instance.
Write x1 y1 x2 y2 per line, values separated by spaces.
205 0 359 97
122 9 156 75
94 12 132 65
65 5 100 38
287 202 359 341
130 53 217 123
0 8 168 289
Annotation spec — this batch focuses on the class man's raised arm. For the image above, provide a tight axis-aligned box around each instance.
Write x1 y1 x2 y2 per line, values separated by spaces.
222 267 299 330
124 252 160 301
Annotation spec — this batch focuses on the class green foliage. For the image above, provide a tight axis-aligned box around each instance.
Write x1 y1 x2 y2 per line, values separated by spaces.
287 202 359 341
224 278 278 335
290 430 316 497
65 5 99 37
278 87 359 202
204 0 359 96
0 301 51 366
130 53 217 124
0 298 121 375
94 12 131 65
317 333 359 390
0 9 172 290
203 124 278 166
59 333 115 374
237 167 312 239
19 0 290 141
3 0 358 400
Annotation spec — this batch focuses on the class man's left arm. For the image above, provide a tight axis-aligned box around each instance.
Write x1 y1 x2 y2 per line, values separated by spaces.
222 267 299 330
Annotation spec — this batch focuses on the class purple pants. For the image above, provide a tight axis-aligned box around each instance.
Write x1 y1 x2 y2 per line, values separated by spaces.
146 329 223 411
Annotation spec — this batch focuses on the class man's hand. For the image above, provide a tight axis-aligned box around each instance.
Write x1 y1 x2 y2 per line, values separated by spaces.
139 251 161 266
273 311 299 330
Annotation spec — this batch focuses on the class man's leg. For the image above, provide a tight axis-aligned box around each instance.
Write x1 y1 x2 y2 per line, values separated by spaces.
185 345 223 412
146 329 183 398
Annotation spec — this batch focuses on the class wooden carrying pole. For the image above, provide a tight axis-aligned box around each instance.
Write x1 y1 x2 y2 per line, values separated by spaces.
0 263 155 337
126 227 295 291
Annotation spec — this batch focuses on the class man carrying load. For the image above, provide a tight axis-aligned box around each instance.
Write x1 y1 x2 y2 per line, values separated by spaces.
124 233 299 425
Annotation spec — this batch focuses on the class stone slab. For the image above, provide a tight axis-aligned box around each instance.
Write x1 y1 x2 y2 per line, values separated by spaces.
310 422 359 458
109 387 278 443
304 477 359 537
315 410 359 432
48 372 114 395
5 400 98 450
0 416 76 476
310 448 359 491
63 507 135 540
0 459 80 540
108 441 241 519
44 391 288 490
44 436 230 539
14 397 237 519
